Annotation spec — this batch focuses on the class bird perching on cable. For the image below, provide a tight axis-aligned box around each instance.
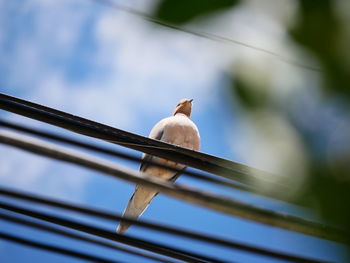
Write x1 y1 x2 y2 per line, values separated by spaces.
117 98 200 234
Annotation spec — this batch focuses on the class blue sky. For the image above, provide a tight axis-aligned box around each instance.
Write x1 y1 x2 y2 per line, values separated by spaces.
0 0 348 262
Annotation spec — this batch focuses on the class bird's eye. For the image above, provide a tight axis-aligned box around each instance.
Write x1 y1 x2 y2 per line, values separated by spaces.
177 103 180 107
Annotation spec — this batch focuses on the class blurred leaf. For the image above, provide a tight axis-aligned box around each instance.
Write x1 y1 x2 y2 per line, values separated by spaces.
154 0 239 24
290 0 350 98
297 163 350 232
231 76 269 110
289 2 350 240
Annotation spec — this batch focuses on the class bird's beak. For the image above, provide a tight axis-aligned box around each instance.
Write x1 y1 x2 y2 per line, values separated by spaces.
189 99 193 103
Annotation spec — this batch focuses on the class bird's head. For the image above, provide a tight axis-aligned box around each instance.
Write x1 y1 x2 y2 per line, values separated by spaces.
173 98 193 117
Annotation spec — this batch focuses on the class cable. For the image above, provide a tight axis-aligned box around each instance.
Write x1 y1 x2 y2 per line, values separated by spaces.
0 201 226 263
0 119 250 193
0 212 179 263
0 130 347 246
0 232 121 263
90 0 321 72
0 93 282 190
0 186 339 263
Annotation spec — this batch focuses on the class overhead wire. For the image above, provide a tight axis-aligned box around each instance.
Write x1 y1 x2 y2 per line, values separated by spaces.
0 212 181 263
0 186 337 263
0 130 347 245
0 93 285 192
0 232 121 263
90 0 322 72
0 119 250 193
0 200 226 263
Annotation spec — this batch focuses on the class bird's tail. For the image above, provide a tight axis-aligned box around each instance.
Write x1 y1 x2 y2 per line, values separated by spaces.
116 185 158 234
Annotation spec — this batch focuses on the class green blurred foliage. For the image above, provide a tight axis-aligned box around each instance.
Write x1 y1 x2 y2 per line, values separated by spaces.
304 164 350 228
229 1 350 237
290 0 350 98
154 0 239 24
285 0 350 237
229 75 269 110
154 0 350 251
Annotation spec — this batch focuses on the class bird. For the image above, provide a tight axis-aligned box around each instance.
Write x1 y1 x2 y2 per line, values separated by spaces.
116 98 200 234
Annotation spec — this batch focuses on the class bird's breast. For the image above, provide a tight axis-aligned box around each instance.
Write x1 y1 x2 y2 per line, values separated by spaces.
162 118 200 151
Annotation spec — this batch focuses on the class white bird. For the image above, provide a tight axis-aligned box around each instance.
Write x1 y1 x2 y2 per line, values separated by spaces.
117 98 200 234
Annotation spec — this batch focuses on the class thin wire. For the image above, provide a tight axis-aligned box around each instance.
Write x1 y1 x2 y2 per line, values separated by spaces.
0 119 250 192
0 200 226 263
0 130 347 246
0 232 121 263
90 0 322 72
0 186 337 263
0 212 179 263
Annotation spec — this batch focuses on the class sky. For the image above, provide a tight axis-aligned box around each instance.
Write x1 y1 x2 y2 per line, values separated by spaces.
0 0 348 262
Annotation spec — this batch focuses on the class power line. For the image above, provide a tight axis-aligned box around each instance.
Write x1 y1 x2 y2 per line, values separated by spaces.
0 232 121 263
0 130 347 245
0 212 180 263
0 119 250 193
90 0 322 72
0 94 347 263
0 186 337 263
0 200 225 263
0 93 283 192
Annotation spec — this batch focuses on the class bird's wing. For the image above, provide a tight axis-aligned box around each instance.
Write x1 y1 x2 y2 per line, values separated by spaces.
117 116 199 234
139 118 166 172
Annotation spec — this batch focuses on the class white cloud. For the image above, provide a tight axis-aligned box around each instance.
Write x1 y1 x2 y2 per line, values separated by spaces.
0 130 92 200
91 9 230 113
0 146 47 186
0 0 232 200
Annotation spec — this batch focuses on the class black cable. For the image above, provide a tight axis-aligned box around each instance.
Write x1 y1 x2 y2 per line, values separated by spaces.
0 200 226 263
0 119 250 192
0 187 339 263
0 232 121 263
90 0 322 72
0 212 179 263
0 92 278 188
1 131 347 247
